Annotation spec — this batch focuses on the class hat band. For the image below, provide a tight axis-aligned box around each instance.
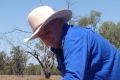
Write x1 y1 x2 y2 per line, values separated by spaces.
33 23 43 32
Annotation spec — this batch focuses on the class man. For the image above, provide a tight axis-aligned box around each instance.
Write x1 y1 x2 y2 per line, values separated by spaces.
24 6 120 80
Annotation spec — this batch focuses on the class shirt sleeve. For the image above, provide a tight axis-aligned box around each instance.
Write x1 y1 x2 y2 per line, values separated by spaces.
62 34 89 80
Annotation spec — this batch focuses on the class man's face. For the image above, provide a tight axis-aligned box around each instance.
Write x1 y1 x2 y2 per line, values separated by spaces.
37 19 63 48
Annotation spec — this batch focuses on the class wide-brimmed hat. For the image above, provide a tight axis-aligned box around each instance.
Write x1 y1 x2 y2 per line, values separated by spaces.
24 6 72 42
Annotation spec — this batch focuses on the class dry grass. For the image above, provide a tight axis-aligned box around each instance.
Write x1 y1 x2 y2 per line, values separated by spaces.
0 75 61 80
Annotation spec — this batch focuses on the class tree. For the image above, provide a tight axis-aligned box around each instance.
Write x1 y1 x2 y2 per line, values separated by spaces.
79 17 89 27
79 10 101 30
10 46 27 75
99 21 120 49
25 63 41 75
0 51 6 74
89 10 101 29
25 41 55 79
4 56 14 75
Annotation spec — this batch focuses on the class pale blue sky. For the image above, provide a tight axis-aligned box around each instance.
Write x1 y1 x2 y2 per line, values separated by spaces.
0 0 120 33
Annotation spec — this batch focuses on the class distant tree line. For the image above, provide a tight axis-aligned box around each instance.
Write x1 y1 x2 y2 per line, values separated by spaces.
0 46 60 75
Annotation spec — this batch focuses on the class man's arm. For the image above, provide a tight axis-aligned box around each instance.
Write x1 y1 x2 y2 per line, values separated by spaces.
63 34 89 80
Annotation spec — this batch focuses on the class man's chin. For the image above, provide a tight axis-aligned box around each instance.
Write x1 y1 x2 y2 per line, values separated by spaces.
51 44 61 48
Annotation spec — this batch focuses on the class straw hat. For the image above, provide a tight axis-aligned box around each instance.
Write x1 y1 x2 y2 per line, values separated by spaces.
24 6 72 42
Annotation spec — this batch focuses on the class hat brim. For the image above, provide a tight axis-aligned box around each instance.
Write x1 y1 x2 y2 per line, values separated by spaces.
24 9 72 42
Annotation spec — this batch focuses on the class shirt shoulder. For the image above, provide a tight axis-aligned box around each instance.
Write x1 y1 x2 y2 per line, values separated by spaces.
63 25 90 38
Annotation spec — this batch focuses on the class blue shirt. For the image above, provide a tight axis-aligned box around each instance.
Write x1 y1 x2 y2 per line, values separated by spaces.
51 24 120 80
